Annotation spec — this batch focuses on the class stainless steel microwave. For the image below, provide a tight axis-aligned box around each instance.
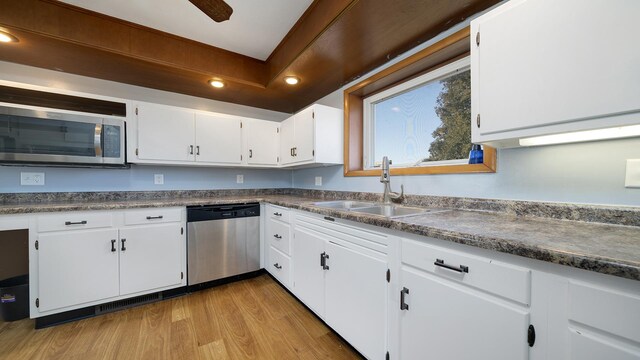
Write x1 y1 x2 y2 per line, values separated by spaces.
0 104 126 167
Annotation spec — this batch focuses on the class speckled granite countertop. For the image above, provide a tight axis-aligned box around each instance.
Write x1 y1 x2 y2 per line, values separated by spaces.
1 192 639 281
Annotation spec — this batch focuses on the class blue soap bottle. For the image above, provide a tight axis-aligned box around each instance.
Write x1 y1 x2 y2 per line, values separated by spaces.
468 144 484 164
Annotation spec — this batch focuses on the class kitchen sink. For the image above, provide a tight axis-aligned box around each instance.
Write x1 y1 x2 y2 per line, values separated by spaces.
351 204 429 218
312 200 376 209
313 200 439 218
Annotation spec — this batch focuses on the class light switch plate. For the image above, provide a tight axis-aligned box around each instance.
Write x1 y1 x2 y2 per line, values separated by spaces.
625 159 640 188
20 172 45 186
315 176 322 186
154 174 164 185
237 174 244 184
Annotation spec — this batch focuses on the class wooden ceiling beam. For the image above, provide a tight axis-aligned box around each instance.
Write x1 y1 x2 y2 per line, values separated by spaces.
0 0 267 87
0 0 499 113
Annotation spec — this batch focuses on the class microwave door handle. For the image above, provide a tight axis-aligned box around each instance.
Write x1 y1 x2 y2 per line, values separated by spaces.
94 123 103 158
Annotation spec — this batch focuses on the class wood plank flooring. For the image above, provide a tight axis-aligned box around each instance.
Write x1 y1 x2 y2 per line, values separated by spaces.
0 274 364 360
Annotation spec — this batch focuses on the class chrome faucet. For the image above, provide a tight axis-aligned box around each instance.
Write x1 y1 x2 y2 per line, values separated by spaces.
380 156 404 204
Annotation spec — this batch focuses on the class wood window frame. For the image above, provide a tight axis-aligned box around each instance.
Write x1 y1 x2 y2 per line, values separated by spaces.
343 27 496 177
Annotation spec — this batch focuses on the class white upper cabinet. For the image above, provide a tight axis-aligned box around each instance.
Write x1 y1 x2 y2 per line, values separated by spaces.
130 101 341 168
292 106 316 163
279 104 343 167
279 116 296 165
245 118 280 166
471 0 640 147
194 113 242 165
136 102 195 162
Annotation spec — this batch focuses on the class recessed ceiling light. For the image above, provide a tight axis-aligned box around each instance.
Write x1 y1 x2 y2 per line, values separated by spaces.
284 76 300 85
208 79 225 88
0 30 18 43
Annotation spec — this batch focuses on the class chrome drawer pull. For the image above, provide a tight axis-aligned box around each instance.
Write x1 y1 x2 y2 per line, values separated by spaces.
273 263 282 270
434 259 469 273
273 212 282 216
273 234 282 239
146 215 164 220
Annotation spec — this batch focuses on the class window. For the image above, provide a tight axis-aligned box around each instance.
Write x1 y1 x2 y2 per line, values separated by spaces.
363 57 471 169
343 27 495 177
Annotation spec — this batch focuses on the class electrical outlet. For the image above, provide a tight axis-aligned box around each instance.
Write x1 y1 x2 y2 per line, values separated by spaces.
20 172 45 186
154 174 164 185
236 174 244 184
315 176 322 186
625 159 640 188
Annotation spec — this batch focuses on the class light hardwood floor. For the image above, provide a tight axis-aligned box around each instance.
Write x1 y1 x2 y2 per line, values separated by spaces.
0 274 363 360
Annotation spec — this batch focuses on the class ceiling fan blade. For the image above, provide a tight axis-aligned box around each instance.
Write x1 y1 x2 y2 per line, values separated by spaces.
189 0 233 22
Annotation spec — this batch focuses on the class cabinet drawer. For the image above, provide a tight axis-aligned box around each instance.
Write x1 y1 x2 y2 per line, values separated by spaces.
402 239 531 305
267 204 289 223
123 207 182 226
268 219 290 255
37 212 113 233
569 282 640 344
268 246 290 288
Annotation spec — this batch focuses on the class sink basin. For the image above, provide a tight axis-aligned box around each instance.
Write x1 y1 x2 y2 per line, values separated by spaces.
313 200 376 209
351 204 429 218
313 200 441 218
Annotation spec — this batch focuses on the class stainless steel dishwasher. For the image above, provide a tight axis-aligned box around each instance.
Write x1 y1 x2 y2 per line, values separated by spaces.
187 203 260 287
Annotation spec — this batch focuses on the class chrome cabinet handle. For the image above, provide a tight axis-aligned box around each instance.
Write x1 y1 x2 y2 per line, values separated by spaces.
65 220 87 226
249 149 253 158
400 287 410 311
434 259 469 273
273 212 282 217
121 238 127 251
189 145 194 155
146 215 164 220
273 263 282 270
196 145 200 155
273 234 282 239
111 239 116 252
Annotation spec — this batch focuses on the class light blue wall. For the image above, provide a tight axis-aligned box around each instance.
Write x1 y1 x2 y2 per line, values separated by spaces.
293 138 640 207
0 165 292 193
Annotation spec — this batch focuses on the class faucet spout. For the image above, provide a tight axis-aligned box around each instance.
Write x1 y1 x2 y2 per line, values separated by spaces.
380 156 404 204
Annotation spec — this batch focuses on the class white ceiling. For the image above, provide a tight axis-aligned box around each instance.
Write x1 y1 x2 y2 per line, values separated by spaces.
59 0 313 61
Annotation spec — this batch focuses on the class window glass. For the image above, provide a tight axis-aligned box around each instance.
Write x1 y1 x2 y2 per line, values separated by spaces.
365 58 472 168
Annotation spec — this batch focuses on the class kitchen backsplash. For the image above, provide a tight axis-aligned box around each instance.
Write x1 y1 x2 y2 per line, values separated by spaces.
292 137 640 207
0 165 292 193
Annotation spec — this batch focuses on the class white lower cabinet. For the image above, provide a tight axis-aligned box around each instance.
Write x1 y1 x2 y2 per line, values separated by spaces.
324 241 387 360
266 204 640 360
33 208 186 316
399 267 530 360
119 223 183 296
37 228 120 312
398 237 532 360
291 212 389 360
291 225 327 315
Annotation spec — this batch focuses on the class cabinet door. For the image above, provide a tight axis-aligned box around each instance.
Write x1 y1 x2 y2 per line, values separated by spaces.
136 102 195 162
400 267 530 360
37 229 119 312
472 0 640 142
246 119 280 165
195 113 242 164
279 116 296 165
292 226 326 317
119 223 183 296
325 241 387 360
293 107 315 163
